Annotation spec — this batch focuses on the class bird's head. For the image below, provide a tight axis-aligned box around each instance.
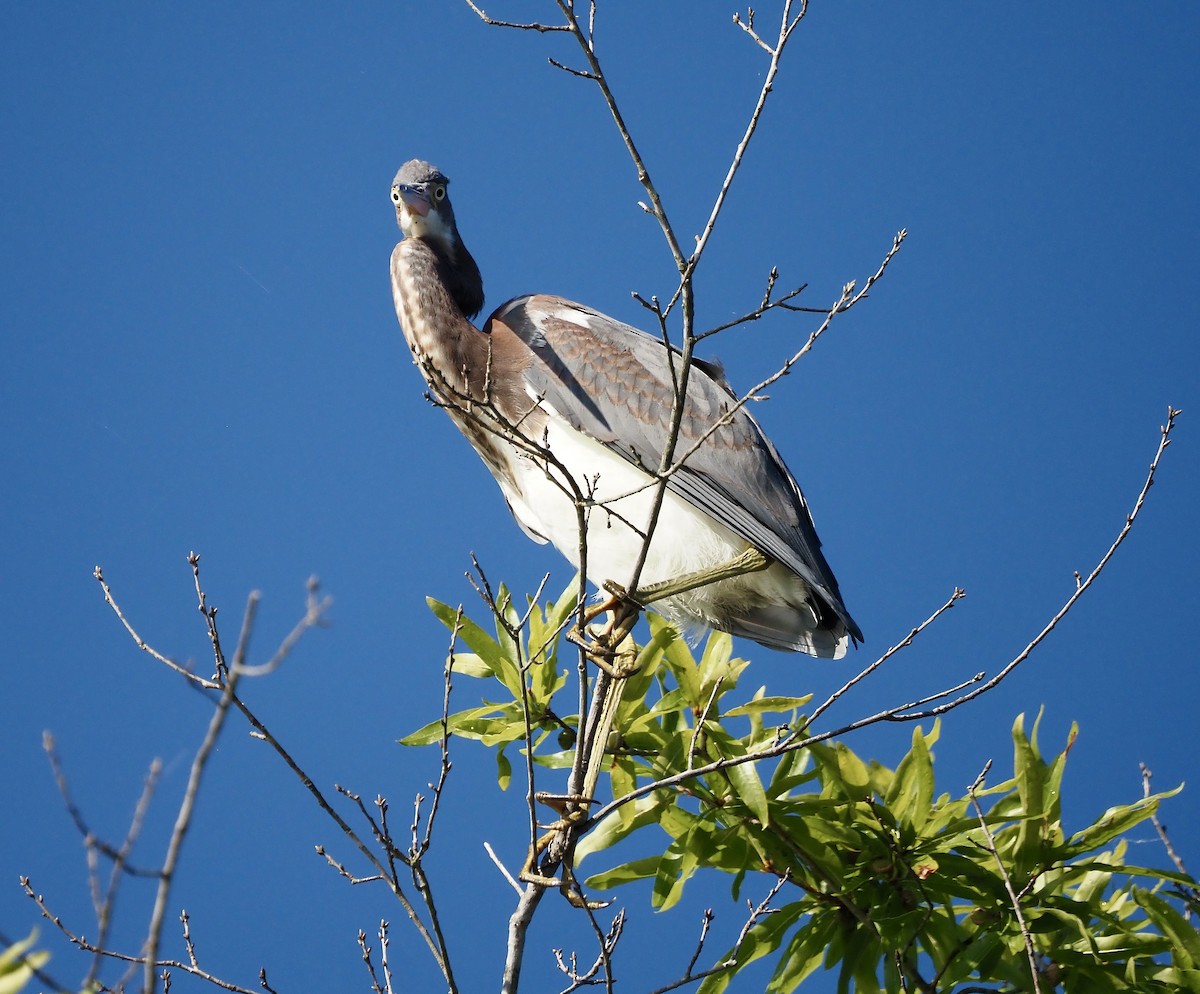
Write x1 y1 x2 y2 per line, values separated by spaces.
392 160 460 254
391 159 485 320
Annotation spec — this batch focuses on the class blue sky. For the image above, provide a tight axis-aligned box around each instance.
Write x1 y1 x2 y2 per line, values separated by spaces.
2 4 1197 992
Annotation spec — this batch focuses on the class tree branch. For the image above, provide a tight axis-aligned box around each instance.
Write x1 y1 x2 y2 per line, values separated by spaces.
584 406 1180 826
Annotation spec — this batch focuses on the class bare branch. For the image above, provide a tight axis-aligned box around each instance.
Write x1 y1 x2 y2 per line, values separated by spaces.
897 405 1181 720
647 874 790 994
675 2 812 308
553 908 624 994
42 732 163 989
20 878 267 994
585 407 1180 826
807 588 965 727
732 9 776 55
237 575 331 676
93 564 216 688
462 1 571 32
694 280 809 342
502 885 549 994
486 841 525 896
41 733 162 879
547 56 598 80
142 586 246 994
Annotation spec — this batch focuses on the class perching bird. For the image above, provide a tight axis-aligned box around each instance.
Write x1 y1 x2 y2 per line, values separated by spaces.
390 159 862 658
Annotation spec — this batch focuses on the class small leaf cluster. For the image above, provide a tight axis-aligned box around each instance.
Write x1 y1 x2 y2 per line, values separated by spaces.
404 581 1199 993
401 583 578 789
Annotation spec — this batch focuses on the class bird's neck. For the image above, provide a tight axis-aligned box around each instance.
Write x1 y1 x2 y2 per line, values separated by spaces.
392 237 490 403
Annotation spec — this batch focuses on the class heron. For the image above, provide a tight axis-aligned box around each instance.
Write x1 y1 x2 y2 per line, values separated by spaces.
390 159 861 659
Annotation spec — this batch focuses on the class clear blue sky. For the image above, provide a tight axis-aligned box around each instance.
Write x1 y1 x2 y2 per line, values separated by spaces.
2 4 1197 992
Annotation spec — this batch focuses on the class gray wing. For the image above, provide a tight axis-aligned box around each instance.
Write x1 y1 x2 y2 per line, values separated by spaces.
486 293 861 641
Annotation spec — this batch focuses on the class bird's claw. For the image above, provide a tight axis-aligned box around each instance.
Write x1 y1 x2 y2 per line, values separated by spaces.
519 795 609 909
568 584 643 676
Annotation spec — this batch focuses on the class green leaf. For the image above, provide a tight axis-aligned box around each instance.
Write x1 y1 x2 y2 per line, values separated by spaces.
609 755 637 826
887 723 935 832
724 695 814 718
496 748 511 791
449 652 492 678
649 687 691 716
399 703 504 746
769 748 818 798
623 623 676 700
698 628 733 687
427 597 522 698
1011 711 1050 868
833 743 872 801
702 723 769 826
656 613 700 702
0 932 48 994
768 909 837 993
577 800 666 865
654 828 705 910
544 574 583 633
1134 888 1200 970
725 754 770 827
492 582 521 667
1043 720 1077 824
1066 792 1172 855
584 855 659 889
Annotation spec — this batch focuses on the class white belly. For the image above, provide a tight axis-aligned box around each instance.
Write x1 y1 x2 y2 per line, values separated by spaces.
503 419 742 580
492 418 825 641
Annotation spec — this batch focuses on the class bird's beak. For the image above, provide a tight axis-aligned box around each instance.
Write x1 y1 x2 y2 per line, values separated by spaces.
395 184 432 217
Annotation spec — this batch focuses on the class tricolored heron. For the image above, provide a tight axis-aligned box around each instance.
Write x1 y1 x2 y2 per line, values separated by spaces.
390 160 861 659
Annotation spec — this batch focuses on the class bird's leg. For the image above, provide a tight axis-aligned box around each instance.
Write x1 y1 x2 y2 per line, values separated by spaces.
570 549 771 674
519 793 608 909
570 548 772 671
634 547 772 606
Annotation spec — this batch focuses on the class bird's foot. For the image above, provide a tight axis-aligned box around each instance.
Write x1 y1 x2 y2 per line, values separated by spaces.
568 585 642 676
568 551 772 674
519 794 609 909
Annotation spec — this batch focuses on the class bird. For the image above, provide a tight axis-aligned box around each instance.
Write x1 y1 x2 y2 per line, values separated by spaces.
390 159 862 659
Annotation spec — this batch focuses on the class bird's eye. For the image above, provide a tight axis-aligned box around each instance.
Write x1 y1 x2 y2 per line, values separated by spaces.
391 187 401 204
433 185 446 201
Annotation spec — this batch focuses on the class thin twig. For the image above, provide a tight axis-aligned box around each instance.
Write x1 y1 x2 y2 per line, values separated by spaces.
1140 763 1199 915
967 764 1043 994
688 680 724 770
694 281 809 342
463 1 571 32
93 565 216 687
237 575 331 676
806 588 965 727
141 590 247 993
554 908 624 994
420 608 461 854
647 874 790 994
897 405 1180 720
20 878 267 994
485 841 524 896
